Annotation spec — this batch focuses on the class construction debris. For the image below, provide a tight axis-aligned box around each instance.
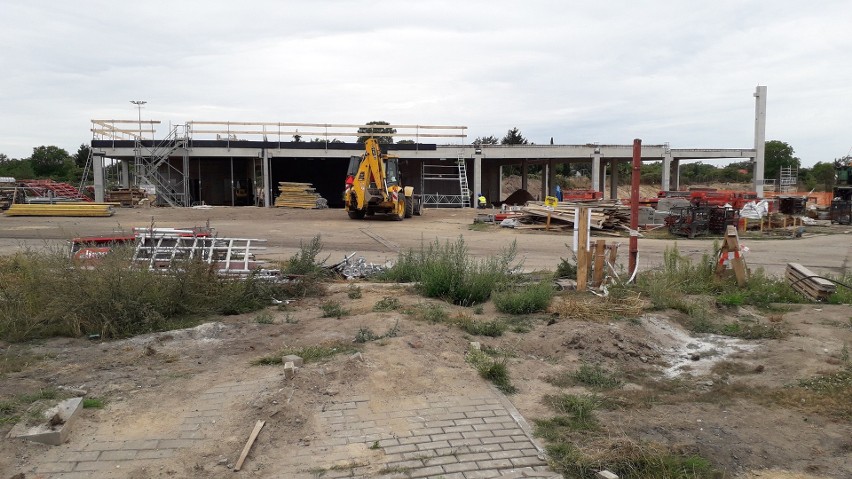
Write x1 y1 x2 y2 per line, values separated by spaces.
329 252 389 279
234 420 265 471
19 179 92 202
274 182 328 209
786 263 835 301
498 200 631 231
7 398 83 446
4 203 114 217
106 187 147 207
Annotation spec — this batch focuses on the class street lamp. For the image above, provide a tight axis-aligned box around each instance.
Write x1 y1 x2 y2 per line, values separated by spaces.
130 100 146 140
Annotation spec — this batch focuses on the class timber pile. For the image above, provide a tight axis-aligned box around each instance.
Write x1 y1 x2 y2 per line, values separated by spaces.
515 201 631 231
4 203 114 217
786 262 835 301
273 182 328 209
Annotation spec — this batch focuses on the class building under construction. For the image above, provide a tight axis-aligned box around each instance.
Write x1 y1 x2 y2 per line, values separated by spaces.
87 88 768 208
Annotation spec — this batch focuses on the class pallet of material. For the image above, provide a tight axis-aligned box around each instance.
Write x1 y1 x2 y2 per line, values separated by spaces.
785 262 835 301
518 201 631 230
4 203 114 217
274 182 328 209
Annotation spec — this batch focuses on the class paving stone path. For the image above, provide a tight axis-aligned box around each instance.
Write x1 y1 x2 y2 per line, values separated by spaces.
27 376 558 479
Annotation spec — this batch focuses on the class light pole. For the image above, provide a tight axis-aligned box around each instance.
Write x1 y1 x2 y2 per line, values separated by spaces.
130 100 146 140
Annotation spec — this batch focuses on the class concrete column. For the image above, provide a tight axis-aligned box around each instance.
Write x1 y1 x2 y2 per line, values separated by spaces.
93 154 105 203
262 149 271 208
120 160 130 188
661 152 672 191
548 160 557 196
591 154 601 192
521 159 528 191
673 159 681 190
473 155 482 206
610 160 619 200
753 85 767 198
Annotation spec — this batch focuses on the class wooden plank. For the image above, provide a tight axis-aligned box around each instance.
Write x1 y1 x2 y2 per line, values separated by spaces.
593 240 606 287
576 207 589 291
234 420 265 471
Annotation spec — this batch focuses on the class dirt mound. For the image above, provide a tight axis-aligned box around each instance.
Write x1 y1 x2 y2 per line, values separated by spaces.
503 188 535 206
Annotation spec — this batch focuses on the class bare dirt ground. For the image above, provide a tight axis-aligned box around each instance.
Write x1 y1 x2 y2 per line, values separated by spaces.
1 206 851 478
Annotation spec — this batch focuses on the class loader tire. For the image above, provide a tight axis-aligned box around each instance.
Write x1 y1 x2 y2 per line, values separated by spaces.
348 209 366 219
404 196 414 218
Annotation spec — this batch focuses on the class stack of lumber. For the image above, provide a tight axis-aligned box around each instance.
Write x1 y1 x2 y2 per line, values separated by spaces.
786 263 835 301
4 203 114 217
516 201 631 231
273 182 328 209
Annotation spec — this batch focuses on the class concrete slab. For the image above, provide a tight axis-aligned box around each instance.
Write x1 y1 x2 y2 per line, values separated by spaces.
8 397 83 446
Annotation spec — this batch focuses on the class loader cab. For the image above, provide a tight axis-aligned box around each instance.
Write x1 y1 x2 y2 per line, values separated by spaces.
386 158 400 187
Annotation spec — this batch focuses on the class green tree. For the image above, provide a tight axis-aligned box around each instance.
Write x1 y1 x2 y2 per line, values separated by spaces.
30 146 72 178
473 135 499 146
292 134 302 142
764 140 800 181
0 158 36 179
73 144 90 169
501 128 528 145
310 137 343 143
357 121 396 144
810 161 836 191
397 139 415 145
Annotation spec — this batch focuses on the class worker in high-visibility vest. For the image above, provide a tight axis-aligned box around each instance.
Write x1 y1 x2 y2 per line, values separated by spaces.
477 193 487 208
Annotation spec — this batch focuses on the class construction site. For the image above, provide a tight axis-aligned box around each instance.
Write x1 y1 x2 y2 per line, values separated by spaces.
1 87 852 479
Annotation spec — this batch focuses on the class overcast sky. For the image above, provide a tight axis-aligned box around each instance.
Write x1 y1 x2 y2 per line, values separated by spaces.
1 1 850 166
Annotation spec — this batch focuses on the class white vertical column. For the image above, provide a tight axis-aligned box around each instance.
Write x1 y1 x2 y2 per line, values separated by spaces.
591 154 601 192
473 154 482 204
753 85 767 198
93 154 105 203
610 160 619 200
262 149 271 208
673 159 681 191
662 152 672 191
120 160 130 188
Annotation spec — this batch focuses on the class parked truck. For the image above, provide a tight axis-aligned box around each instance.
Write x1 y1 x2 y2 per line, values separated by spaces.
344 138 422 220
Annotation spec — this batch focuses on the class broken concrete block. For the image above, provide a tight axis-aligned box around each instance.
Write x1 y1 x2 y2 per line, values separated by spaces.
469 341 481 351
595 470 619 479
8 397 83 446
282 354 304 367
283 361 296 379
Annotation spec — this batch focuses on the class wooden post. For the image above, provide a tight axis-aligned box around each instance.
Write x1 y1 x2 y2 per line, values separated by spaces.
593 240 606 287
576 206 590 290
608 242 619 270
546 211 551 231
714 225 748 287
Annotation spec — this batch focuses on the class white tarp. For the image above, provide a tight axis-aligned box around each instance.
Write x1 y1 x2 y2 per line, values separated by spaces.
740 200 769 219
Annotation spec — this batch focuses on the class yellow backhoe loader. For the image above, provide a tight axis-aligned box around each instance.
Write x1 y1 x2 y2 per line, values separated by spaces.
344 138 422 220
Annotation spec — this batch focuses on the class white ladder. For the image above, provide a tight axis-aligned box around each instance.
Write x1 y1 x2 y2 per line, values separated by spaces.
457 154 471 208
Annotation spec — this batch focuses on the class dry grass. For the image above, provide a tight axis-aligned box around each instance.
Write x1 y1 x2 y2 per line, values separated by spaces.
549 291 644 322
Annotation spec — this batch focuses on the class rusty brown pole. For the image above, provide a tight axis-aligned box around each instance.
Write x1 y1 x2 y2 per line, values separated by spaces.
629 138 641 279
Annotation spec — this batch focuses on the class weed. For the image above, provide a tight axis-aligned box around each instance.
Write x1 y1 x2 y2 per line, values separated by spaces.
0 248 282 342
369 440 380 450
347 284 362 299
473 305 484 315
284 314 299 324
466 349 516 394
377 466 410 474
505 316 534 333
457 317 506 337
254 311 274 324
320 301 349 318
373 297 401 312
548 363 623 390
719 321 786 339
554 253 577 279
252 342 356 366
18 389 58 404
535 394 603 434
83 398 105 409
382 237 520 305
283 235 330 276
493 281 554 314
842 344 850 364
0 347 43 375
354 327 379 343
404 303 448 323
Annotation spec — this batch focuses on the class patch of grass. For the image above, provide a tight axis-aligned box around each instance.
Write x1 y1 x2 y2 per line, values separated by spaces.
18 389 59 404
493 281 554 315
347 284 362 299
372 296 401 312
504 316 534 333
457 316 506 337
719 321 786 339
548 363 623 390
466 349 517 394
82 398 105 409
771 367 852 419
549 291 644 322
251 342 357 366
377 465 410 474
283 235 330 276
404 302 448 323
320 301 349 318
354 320 399 343
0 347 43 375
382 237 520 306
254 311 274 324
473 305 484 315
0 247 285 342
